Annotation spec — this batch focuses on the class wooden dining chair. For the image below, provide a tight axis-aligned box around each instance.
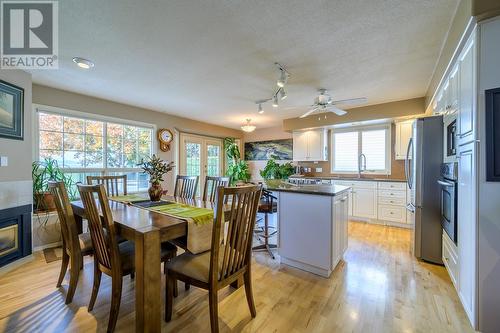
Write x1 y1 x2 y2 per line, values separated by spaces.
77 184 178 333
165 185 262 332
203 176 230 202
48 181 94 304
86 175 127 196
174 175 199 199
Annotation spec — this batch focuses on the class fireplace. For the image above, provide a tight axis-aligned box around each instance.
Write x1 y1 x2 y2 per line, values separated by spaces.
0 204 32 268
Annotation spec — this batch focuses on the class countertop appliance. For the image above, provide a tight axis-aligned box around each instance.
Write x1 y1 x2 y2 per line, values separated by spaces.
438 162 458 244
405 116 444 264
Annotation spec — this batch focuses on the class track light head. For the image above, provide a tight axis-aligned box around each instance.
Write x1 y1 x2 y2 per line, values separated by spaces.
280 88 287 100
258 103 264 114
277 70 287 88
272 95 279 108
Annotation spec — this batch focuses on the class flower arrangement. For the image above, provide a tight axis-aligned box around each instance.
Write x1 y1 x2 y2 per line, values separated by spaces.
139 154 174 201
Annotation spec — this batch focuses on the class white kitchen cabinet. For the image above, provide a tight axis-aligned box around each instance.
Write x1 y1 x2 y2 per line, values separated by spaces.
395 120 414 160
443 231 459 288
457 140 476 323
448 65 459 113
352 187 378 219
457 35 476 142
292 129 327 161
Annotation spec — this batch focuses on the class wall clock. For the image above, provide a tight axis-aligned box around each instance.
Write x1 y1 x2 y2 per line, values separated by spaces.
157 128 173 152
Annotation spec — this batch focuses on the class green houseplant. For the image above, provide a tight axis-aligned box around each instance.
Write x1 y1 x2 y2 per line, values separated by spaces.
139 154 175 201
32 158 78 212
224 137 250 185
259 155 295 182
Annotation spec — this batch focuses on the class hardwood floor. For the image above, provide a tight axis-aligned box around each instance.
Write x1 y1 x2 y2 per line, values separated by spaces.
0 222 474 332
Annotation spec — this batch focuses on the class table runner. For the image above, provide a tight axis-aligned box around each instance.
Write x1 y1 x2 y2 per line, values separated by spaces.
110 195 214 254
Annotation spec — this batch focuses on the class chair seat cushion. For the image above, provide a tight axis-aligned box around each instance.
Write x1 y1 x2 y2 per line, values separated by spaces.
258 200 277 213
78 232 93 254
167 251 213 283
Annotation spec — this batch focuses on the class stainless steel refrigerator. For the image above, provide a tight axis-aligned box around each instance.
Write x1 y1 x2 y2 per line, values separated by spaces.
405 115 443 264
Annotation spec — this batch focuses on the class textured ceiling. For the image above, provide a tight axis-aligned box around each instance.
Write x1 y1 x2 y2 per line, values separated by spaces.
29 0 459 129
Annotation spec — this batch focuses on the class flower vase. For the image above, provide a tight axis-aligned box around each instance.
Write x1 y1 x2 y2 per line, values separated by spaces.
148 182 163 201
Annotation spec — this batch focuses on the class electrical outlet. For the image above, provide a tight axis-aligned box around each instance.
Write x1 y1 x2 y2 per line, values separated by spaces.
0 156 8 167
315 167 322 173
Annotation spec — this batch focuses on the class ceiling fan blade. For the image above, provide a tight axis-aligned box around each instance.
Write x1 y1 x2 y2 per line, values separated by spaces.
299 108 317 118
331 97 368 105
282 104 315 110
327 106 347 116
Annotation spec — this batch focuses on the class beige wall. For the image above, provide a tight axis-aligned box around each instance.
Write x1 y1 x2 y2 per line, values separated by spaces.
282 97 425 131
0 70 32 182
32 84 242 193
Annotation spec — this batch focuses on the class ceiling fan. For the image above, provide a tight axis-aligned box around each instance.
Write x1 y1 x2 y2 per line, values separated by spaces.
296 89 367 118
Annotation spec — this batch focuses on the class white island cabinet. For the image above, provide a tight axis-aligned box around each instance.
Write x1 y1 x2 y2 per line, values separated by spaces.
268 183 350 278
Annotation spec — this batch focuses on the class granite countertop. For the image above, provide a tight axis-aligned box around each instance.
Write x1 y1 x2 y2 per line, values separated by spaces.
289 176 407 183
263 180 351 197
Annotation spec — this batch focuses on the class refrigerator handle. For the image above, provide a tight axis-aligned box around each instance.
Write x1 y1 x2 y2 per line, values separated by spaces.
405 138 413 190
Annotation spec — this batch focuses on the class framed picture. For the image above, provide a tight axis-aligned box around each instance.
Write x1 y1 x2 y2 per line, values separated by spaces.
0 80 24 140
244 139 293 161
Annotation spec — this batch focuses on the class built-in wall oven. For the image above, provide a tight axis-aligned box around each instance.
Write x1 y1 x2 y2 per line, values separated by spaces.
438 162 458 244
443 114 457 162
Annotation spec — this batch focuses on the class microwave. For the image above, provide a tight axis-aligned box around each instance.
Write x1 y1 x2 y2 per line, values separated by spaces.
443 113 457 162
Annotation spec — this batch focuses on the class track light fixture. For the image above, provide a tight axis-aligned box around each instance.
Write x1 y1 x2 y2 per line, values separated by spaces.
254 62 290 114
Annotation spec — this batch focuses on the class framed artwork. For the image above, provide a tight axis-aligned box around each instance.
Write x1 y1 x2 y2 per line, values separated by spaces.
0 80 24 140
244 139 293 160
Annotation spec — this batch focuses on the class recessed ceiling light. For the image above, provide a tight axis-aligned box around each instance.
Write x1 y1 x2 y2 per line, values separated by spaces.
72 57 94 69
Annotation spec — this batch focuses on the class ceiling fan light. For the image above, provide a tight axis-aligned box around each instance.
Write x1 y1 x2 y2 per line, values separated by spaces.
280 88 287 100
241 119 256 132
272 95 279 108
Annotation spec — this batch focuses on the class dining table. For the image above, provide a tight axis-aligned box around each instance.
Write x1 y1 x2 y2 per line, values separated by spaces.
71 194 238 333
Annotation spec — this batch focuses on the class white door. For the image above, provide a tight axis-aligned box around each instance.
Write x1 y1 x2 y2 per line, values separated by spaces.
352 188 377 219
180 134 223 197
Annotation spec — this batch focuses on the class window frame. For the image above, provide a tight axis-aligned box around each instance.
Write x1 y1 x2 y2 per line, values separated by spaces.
330 124 391 175
34 104 156 192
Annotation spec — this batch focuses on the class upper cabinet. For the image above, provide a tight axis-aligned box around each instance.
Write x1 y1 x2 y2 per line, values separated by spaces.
293 129 328 161
457 35 476 142
394 120 414 160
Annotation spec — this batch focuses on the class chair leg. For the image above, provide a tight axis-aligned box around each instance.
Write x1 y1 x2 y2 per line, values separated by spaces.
165 271 173 322
88 259 102 311
57 250 69 288
66 255 80 304
173 279 178 298
208 289 219 333
244 271 256 318
107 275 123 333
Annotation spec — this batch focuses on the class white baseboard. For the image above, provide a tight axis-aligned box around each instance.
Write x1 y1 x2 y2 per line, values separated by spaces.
0 255 34 276
280 256 332 278
33 241 62 252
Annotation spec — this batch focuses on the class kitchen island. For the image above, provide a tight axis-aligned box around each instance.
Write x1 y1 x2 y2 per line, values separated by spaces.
264 181 351 277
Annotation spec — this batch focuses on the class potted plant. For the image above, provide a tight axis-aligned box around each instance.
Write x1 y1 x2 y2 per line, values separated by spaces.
139 154 174 201
259 155 295 186
32 158 77 212
224 137 251 185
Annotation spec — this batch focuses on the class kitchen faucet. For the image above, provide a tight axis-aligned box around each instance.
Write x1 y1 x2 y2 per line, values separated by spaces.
358 153 367 178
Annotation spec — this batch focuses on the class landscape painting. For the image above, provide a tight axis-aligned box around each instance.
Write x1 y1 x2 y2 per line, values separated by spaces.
0 80 24 140
244 139 293 160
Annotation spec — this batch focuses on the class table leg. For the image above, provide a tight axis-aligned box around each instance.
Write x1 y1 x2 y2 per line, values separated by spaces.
135 230 161 333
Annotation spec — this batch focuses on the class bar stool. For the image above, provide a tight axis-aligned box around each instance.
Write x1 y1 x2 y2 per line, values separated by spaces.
252 189 278 259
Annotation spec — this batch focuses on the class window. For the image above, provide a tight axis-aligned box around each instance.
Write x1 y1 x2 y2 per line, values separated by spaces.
331 125 391 174
37 108 154 194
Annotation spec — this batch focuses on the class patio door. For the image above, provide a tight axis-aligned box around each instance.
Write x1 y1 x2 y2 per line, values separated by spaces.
179 133 224 197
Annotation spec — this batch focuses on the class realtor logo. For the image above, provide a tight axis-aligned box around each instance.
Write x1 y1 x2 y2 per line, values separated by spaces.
1 0 58 69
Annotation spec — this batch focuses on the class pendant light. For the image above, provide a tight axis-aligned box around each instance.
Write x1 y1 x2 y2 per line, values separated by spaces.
241 119 256 132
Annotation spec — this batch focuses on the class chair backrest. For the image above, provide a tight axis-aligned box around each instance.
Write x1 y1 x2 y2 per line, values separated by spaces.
77 184 121 274
202 176 230 202
86 175 127 196
48 181 81 257
210 185 262 285
174 175 199 199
